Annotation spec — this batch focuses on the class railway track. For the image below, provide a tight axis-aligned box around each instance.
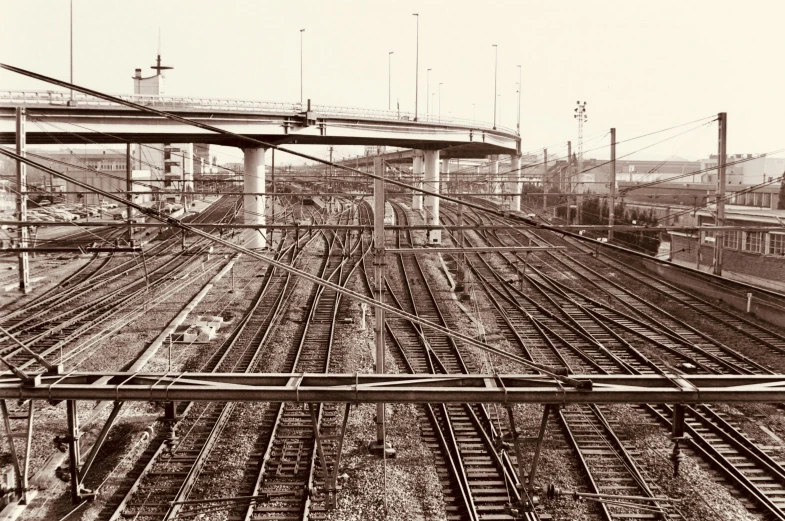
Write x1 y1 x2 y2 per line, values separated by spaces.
0 196 240 372
438 204 683 520
101 203 363 521
366 201 538 521
101 229 318 520
229 211 361 521
447 199 785 519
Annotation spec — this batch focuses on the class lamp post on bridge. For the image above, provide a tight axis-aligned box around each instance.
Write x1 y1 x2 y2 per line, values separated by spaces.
300 29 305 105
70 0 74 103
388 51 394 110
517 64 522 135
439 82 443 121
492 44 498 130
413 13 419 121
427 68 432 116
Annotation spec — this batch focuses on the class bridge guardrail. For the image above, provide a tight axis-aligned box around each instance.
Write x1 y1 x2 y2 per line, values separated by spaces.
0 90 519 136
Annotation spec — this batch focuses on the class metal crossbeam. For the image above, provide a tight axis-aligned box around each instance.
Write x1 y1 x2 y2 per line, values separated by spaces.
0 247 142 253
4 373 785 404
385 246 564 254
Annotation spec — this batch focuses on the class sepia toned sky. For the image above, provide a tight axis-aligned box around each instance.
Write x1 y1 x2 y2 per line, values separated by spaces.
2 0 785 165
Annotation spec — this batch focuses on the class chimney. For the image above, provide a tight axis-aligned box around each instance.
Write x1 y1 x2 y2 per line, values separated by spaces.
134 68 142 79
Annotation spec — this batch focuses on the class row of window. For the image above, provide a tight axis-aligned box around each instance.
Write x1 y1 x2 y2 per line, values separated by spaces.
703 229 785 255
84 161 124 171
728 191 773 209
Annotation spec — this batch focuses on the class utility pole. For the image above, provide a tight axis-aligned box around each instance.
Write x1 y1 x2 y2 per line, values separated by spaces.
608 128 617 242
714 112 727 276
543 148 548 211
271 148 275 247
371 155 392 456
566 140 572 222
329 146 334 212
16 108 30 293
126 143 133 243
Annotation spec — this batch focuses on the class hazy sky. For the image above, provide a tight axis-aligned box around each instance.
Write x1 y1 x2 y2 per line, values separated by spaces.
3 0 785 165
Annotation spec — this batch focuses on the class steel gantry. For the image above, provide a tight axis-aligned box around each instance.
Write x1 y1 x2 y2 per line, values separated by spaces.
4 372 785 403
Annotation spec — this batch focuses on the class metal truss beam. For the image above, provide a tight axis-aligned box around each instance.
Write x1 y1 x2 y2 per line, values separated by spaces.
3 221 780 234
385 246 564 254
6 373 785 404
0 247 141 253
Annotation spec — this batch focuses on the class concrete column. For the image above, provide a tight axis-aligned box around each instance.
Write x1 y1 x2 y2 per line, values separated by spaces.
423 150 441 244
412 152 424 211
243 147 267 249
510 155 522 212
441 159 450 195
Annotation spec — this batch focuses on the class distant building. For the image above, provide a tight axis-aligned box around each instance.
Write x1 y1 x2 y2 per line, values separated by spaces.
132 52 173 96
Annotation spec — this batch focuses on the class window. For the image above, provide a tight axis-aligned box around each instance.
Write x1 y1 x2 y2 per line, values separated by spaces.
769 233 785 256
702 227 716 245
743 231 764 253
723 230 740 250
763 193 771 208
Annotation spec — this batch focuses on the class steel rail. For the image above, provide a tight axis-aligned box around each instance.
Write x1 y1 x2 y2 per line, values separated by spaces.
0 149 576 384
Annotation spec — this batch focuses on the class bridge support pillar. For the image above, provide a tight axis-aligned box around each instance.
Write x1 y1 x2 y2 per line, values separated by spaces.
243 147 267 250
423 150 441 245
510 155 522 212
412 151 424 211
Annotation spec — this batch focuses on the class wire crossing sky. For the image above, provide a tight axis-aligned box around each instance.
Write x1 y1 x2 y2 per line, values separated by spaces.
2 0 785 163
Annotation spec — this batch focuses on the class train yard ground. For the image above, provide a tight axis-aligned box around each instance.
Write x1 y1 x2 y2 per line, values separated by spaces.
2 194 785 521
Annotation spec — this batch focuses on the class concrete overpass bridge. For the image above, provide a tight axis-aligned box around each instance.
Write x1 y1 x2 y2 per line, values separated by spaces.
0 90 519 154
0 87 522 249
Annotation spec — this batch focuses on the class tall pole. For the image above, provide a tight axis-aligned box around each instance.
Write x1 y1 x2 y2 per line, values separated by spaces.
574 101 588 177
427 68 431 116
271 148 275 247
543 148 548 211
609 128 617 242
492 44 498 129
69 0 74 102
300 29 305 105
567 140 572 222
439 82 443 121
517 64 522 135
373 155 388 452
126 143 133 243
388 52 393 110
16 108 30 293
413 13 419 121
714 112 727 276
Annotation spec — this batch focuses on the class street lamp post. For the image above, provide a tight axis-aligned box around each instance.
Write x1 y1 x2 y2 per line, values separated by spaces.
413 13 419 121
427 68 432 116
300 29 305 105
439 82 443 121
517 64 522 135
70 0 74 102
388 51 394 110
492 44 498 129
